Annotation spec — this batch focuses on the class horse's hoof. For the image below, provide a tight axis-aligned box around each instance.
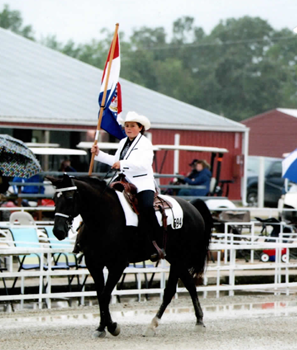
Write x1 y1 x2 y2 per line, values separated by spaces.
108 322 121 337
143 316 159 337
143 326 156 337
196 320 206 329
92 329 107 338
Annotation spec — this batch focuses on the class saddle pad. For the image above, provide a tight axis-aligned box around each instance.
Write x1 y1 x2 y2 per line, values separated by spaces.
116 192 183 230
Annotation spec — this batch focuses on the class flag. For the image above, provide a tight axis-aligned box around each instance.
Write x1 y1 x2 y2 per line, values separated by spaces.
282 148 297 183
100 82 126 140
98 34 126 140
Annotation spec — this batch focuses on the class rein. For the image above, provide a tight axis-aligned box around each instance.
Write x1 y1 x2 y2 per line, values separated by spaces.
103 168 119 191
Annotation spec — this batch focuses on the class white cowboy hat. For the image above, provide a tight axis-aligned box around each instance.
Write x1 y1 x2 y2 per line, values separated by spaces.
119 111 151 131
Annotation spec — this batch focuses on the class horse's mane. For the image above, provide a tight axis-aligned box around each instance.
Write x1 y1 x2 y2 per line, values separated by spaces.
74 176 111 192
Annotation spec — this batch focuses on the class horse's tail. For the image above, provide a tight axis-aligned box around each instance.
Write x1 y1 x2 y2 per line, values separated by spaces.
190 198 213 277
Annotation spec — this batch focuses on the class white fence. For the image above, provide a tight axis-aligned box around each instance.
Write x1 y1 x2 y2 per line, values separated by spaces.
1 207 297 311
1 229 297 310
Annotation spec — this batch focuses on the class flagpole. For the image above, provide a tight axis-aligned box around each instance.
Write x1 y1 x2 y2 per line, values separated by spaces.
88 23 119 176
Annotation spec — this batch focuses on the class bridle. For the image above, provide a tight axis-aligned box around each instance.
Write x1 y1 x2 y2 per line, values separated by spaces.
54 184 78 231
53 172 112 226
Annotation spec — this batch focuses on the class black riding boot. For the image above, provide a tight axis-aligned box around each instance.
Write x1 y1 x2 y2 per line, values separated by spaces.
136 190 166 261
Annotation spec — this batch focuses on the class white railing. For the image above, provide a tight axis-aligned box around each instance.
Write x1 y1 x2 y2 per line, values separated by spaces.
1 231 297 310
1 207 297 311
0 244 169 308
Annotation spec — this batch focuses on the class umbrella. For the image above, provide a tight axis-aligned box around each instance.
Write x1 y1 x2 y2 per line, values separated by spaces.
282 148 297 183
0 135 42 178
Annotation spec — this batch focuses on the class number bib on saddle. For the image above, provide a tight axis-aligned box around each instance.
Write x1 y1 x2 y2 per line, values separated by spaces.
173 216 183 229
116 192 184 230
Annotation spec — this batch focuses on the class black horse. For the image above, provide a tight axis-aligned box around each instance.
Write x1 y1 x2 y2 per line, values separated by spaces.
47 174 213 338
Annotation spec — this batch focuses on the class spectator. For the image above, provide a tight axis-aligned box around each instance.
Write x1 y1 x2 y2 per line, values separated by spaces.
178 160 212 197
163 159 199 195
59 159 77 173
186 159 199 179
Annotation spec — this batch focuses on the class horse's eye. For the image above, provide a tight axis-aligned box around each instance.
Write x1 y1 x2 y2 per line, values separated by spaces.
64 191 74 200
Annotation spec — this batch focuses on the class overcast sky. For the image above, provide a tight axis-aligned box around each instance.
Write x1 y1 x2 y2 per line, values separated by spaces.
1 0 297 43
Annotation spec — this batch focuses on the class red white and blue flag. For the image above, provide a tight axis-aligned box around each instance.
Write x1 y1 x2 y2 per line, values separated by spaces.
98 34 126 140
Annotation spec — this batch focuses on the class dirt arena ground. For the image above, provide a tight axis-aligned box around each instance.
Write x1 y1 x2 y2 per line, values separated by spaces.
1 293 297 350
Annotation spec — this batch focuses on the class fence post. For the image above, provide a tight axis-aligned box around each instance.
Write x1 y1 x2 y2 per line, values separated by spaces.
229 235 235 296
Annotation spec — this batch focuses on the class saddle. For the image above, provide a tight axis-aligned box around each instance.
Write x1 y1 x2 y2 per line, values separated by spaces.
110 174 172 230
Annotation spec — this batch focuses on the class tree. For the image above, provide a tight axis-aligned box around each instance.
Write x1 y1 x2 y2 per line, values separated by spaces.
266 28 297 109
172 16 196 44
0 4 35 40
121 27 168 89
118 16 297 121
191 16 288 120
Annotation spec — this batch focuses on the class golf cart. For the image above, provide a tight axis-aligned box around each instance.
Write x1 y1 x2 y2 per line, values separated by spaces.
153 144 236 211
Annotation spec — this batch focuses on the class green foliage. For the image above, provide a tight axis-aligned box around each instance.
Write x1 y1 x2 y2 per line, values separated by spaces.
1 4 297 121
0 4 34 40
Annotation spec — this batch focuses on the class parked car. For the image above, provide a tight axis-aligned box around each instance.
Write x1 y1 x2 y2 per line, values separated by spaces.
246 156 284 207
278 183 297 223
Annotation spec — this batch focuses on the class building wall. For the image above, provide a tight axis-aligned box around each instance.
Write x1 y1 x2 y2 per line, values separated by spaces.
151 129 243 200
242 110 297 158
0 123 243 200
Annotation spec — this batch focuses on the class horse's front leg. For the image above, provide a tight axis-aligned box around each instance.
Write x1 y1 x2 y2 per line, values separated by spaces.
86 264 107 338
93 263 126 338
144 264 179 337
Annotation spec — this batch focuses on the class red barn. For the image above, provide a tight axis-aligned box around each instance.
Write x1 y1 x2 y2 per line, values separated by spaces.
148 129 246 201
242 108 297 158
0 28 248 201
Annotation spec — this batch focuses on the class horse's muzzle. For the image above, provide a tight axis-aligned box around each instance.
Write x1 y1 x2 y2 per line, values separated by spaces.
53 217 69 240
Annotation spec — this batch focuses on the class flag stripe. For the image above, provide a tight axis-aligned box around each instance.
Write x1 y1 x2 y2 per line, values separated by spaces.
98 33 126 140
99 57 120 107
101 37 120 82
99 35 120 108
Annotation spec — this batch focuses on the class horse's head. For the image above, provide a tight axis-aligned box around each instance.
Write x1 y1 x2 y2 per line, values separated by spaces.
46 174 80 240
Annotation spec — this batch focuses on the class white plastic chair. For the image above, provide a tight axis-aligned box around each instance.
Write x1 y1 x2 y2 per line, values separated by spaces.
9 212 35 226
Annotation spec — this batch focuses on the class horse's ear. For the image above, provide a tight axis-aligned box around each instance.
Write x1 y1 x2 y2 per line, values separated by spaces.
62 173 76 187
62 173 69 181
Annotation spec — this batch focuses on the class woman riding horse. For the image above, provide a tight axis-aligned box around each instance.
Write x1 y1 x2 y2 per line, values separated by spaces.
91 111 165 260
48 174 213 338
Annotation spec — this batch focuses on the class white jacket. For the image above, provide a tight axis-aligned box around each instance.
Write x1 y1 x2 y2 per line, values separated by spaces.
95 133 155 193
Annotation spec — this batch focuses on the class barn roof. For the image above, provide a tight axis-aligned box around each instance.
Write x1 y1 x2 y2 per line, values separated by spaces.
0 28 246 132
242 108 297 124
277 108 297 118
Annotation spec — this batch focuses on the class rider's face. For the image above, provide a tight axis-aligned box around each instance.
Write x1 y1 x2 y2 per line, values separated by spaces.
124 122 142 140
